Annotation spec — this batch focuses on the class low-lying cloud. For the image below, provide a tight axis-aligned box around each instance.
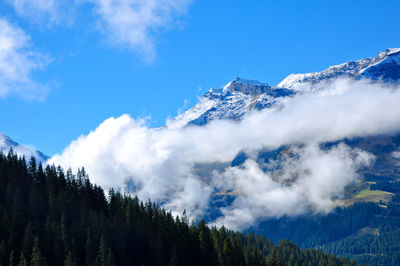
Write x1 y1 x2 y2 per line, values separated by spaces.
50 79 400 229
213 144 373 229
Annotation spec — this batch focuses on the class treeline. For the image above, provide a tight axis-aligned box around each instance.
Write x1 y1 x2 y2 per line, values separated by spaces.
0 151 357 266
251 194 400 265
251 203 383 247
370 181 400 193
321 194 400 265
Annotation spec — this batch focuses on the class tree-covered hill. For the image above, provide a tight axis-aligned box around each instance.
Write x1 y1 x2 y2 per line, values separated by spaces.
0 151 356 266
250 195 400 265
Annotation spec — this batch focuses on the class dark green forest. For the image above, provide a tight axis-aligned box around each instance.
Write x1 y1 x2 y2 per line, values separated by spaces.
251 196 400 265
0 151 357 266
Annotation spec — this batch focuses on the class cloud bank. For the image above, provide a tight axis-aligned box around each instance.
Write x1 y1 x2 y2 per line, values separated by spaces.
50 79 400 229
212 144 373 229
0 17 49 100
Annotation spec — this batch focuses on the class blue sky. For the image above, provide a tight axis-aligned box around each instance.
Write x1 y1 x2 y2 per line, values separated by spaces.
0 0 399 156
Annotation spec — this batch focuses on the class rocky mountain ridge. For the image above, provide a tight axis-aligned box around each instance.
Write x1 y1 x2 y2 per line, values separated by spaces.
171 48 400 127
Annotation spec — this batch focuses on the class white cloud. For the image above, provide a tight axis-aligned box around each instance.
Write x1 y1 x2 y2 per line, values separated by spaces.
49 79 400 229
86 0 193 61
212 144 374 229
392 150 400 166
0 18 49 100
5 0 74 26
6 0 193 61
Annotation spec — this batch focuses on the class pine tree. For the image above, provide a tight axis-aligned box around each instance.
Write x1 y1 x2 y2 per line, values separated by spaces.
95 234 114 266
64 251 77 266
169 246 178 266
28 157 37 180
85 229 96 266
8 250 15 266
198 219 217 265
21 223 34 262
267 249 285 266
17 252 27 266
222 238 234 266
30 237 46 266
105 250 115 266
0 240 7 266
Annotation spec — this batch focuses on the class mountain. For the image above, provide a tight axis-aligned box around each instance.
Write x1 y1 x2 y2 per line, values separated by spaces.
170 48 400 192
0 132 48 162
168 49 400 265
168 77 294 127
189 48 400 195
2 48 398 265
278 48 400 91
171 48 400 127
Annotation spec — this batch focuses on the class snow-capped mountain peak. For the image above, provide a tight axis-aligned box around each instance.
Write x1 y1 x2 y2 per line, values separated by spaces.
278 48 400 92
378 48 400 57
168 77 294 127
222 77 272 95
169 48 400 128
0 133 48 162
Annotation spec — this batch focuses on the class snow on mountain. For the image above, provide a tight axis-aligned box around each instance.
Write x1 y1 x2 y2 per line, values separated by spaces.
278 48 400 92
171 49 400 127
0 133 48 162
168 77 294 127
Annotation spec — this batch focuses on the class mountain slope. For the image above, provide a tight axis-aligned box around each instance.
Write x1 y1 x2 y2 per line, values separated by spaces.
167 49 400 266
0 133 48 162
278 48 400 91
171 48 400 127
168 77 294 127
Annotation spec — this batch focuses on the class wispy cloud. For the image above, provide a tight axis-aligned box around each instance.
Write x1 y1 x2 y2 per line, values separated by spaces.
87 0 193 62
5 0 74 26
0 17 50 100
49 79 400 229
6 0 193 61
